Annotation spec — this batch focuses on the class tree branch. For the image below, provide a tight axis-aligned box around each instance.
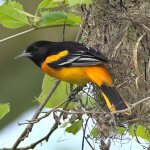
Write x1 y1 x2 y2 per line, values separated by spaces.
18 99 69 126
0 28 35 43
0 24 78 43
75 7 89 42
54 96 150 115
18 86 83 126
85 137 95 150
16 86 82 149
12 80 60 150
112 96 150 115
82 117 90 150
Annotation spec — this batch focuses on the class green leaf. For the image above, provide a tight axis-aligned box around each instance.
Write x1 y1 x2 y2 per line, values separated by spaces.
69 115 78 124
38 75 75 108
0 103 10 120
0 1 29 28
65 120 82 135
40 11 82 26
116 127 126 135
65 0 92 6
42 11 66 20
61 121 70 128
67 12 82 25
128 125 150 142
81 94 96 109
90 127 100 138
37 0 64 10
53 0 64 2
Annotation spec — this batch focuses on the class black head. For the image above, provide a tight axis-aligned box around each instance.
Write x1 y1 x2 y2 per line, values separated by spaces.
16 41 52 67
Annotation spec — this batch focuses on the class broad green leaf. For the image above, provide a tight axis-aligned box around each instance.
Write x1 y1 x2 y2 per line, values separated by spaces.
116 127 126 135
40 11 82 26
37 0 64 10
67 12 82 25
42 11 66 21
0 1 29 28
90 127 100 138
81 94 96 109
38 75 74 108
129 125 150 142
65 120 82 135
0 103 10 120
65 0 92 6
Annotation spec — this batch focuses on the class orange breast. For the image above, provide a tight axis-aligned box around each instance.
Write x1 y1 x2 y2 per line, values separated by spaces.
41 62 112 86
41 62 90 85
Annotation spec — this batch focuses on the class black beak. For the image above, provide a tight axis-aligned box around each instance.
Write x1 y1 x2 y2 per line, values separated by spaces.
15 50 31 59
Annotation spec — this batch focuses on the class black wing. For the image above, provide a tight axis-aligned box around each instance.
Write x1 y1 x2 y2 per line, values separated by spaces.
47 41 109 68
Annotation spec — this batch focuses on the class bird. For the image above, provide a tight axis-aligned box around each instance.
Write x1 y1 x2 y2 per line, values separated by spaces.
16 40 128 112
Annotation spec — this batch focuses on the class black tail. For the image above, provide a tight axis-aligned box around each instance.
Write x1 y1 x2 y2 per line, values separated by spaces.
100 84 128 112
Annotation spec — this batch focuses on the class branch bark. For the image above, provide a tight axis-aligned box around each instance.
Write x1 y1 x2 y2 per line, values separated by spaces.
12 80 60 150
53 96 150 115
0 24 78 43
17 102 70 150
16 86 82 149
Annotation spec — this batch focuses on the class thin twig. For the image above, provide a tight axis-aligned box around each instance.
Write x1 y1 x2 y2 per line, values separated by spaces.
18 101 70 150
12 80 60 150
54 96 150 115
18 86 83 126
132 33 145 76
0 24 78 43
82 117 90 150
75 7 89 42
141 23 150 33
18 99 69 126
17 86 82 149
0 28 35 43
112 96 150 114
62 14 69 42
85 137 95 150
55 109 102 115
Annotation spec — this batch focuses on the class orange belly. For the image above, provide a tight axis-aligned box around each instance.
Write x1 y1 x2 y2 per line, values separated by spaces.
41 62 90 85
41 62 112 86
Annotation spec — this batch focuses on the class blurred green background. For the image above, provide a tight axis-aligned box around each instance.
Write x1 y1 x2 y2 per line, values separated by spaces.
0 0 78 130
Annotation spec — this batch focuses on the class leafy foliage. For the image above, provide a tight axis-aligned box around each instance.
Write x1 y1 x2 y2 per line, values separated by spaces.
0 1 29 28
0 103 10 120
116 125 150 142
41 11 82 26
65 0 92 6
37 0 64 10
116 126 126 135
90 126 100 138
65 120 82 135
38 75 70 108
129 125 150 142
0 0 91 29
81 94 96 109
38 0 92 10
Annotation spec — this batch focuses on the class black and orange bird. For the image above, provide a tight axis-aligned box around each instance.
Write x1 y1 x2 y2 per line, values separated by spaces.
16 41 128 112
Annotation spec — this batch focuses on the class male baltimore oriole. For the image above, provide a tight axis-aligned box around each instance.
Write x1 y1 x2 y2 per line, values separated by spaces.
16 41 128 112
